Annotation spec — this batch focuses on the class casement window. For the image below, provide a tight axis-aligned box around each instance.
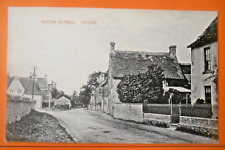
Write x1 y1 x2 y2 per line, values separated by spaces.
204 47 211 71
205 86 211 104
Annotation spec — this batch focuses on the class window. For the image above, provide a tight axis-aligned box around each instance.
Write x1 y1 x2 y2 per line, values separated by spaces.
204 47 211 71
10 89 13 92
99 88 102 95
18 90 22 93
205 86 211 104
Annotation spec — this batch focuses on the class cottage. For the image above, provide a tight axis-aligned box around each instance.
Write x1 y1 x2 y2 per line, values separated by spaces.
187 17 218 117
7 76 51 109
89 74 107 111
54 95 71 110
91 42 190 114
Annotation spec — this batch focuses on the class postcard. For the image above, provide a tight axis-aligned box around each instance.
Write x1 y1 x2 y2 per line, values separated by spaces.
5 7 219 144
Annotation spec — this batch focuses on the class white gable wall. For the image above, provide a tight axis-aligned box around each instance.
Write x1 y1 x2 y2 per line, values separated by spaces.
7 77 25 96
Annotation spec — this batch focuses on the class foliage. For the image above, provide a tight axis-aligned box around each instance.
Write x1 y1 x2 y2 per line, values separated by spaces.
87 71 104 88
213 68 218 102
78 71 105 106
79 85 92 106
195 98 205 104
164 89 184 104
51 88 60 99
71 91 81 108
117 65 165 103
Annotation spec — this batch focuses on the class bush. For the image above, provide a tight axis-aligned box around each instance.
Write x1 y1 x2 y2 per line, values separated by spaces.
195 98 205 104
176 125 218 139
145 120 169 128
164 89 184 104
117 65 165 103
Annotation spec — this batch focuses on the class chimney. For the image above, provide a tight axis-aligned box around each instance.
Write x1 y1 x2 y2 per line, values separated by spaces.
110 42 115 51
169 45 176 59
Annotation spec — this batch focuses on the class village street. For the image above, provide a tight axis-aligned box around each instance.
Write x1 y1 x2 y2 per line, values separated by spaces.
39 108 218 144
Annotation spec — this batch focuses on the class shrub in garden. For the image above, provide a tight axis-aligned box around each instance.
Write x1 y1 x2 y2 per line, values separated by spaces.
117 64 165 103
195 98 205 104
163 89 184 104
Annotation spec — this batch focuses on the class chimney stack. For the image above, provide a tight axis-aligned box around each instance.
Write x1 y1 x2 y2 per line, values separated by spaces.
110 42 115 51
169 45 176 59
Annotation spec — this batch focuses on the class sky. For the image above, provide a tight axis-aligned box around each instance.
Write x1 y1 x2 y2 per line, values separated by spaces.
7 7 217 95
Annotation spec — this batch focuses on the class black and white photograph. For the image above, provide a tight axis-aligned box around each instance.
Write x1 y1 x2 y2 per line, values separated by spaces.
6 7 218 143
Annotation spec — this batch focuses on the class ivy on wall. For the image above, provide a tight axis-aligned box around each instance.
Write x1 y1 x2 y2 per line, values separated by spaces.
117 65 166 104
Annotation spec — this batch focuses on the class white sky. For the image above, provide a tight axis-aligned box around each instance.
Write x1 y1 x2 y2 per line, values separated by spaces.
7 7 217 95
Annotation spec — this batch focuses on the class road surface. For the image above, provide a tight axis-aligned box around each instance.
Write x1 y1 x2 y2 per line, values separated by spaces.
40 108 218 144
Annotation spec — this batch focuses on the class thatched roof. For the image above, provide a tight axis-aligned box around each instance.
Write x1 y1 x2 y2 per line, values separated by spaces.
110 50 184 79
187 17 218 49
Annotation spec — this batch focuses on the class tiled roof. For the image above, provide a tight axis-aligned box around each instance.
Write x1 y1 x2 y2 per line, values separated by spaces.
187 17 218 49
179 63 191 74
110 50 184 79
7 76 48 95
37 78 48 89
7 76 15 88
19 77 42 95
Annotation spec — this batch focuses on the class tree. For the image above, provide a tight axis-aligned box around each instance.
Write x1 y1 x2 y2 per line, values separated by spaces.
71 91 80 107
164 88 184 104
78 71 105 106
87 71 104 88
117 64 165 104
51 88 59 99
79 85 92 106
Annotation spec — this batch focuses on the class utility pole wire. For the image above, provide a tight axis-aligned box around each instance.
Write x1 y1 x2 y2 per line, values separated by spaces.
32 66 37 99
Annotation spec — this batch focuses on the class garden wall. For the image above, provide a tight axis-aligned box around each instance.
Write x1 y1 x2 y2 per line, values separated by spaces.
113 103 143 122
6 95 35 124
178 116 218 137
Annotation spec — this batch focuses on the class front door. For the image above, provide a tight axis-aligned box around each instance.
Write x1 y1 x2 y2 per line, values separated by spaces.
205 86 211 104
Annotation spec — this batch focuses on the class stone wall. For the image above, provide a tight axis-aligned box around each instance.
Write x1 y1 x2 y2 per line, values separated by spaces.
143 113 171 124
180 116 218 129
179 116 218 137
113 103 143 122
6 98 35 124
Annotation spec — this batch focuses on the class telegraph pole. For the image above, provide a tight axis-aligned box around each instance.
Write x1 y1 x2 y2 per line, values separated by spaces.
32 66 37 99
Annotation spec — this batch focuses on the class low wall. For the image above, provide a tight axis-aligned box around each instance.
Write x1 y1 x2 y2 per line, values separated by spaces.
144 113 171 124
178 116 218 137
180 116 218 129
113 103 143 123
6 95 35 124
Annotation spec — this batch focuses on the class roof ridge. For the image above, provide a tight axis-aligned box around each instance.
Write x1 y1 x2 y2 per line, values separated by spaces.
114 50 168 55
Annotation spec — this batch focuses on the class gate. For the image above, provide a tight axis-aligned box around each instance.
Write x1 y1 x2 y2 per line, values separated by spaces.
171 104 180 123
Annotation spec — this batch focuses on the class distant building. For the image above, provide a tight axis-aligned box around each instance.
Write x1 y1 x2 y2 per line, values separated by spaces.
7 76 51 109
187 16 218 115
54 95 71 109
89 73 107 111
90 42 191 114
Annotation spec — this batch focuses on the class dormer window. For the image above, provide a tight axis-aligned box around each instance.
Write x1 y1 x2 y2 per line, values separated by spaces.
204 47 211 71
